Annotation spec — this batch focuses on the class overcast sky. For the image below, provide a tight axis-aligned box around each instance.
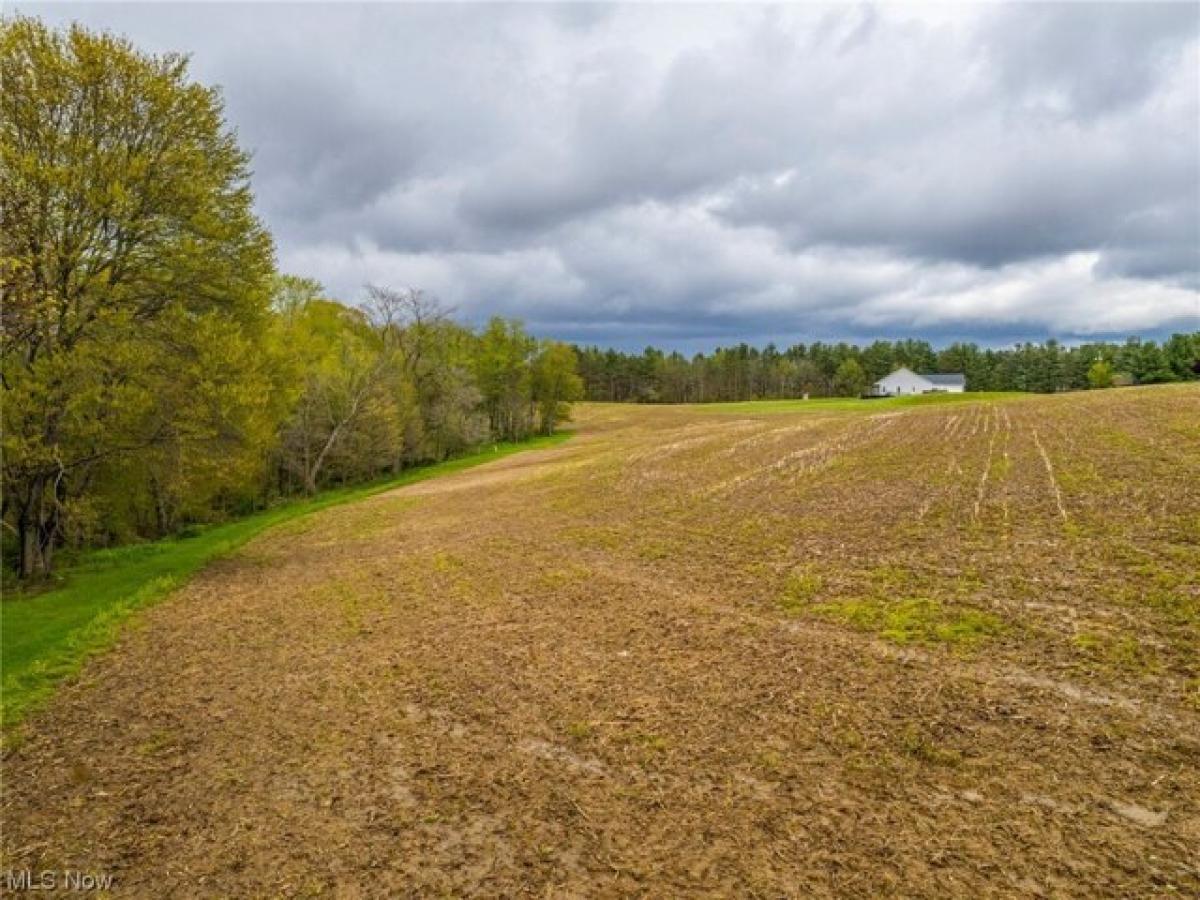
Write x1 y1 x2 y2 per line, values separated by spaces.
19 2 1200 350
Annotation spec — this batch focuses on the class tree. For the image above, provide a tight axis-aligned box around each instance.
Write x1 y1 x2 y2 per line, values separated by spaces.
275 293 399 494
833 358 868 397
793 359 824 398
572 333 1200 402
1118 338 1175 385
1163 332 1200 380
475 318 536 441
1 18 274 576
860 341 896 384
361 285 486 462
532 342 584 434
1086 360 1115 390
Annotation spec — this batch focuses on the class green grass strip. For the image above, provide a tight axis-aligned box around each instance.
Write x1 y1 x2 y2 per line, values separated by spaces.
692 392 1027 415
1 432 571 736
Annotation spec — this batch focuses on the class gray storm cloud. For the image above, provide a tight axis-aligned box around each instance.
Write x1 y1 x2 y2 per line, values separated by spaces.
19 2 1200 348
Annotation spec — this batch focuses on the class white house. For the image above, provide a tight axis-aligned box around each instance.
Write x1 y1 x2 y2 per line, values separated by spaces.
872 367 966 396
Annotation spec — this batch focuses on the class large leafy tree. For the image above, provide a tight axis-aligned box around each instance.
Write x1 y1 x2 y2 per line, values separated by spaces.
274 283 404 495
1 18 275 576
362 285 486 463
1087 360 1115 390
833 358 867 397
475 318 537 441
532 341 584 435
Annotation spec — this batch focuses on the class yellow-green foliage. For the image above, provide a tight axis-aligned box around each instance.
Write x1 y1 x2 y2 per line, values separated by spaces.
538 566 591 590
1 18 587 582
2 16 278 576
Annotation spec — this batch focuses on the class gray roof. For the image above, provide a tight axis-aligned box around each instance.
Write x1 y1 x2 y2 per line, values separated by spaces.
921 372 966 386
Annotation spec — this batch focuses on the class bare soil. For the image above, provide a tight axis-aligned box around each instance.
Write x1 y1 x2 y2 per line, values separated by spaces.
3 386 1199 897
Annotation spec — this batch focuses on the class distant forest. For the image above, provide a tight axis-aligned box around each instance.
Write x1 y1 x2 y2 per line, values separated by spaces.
573 334 1200 403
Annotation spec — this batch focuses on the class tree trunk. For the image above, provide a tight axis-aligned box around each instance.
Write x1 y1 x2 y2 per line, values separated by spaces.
150 476 173 536
15 474 55 579
19 515 39 579
305 418 349 495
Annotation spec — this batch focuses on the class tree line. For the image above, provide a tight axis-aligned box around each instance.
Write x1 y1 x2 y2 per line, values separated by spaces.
3 18 1196 579
1 18 581 579
573 334 1200 403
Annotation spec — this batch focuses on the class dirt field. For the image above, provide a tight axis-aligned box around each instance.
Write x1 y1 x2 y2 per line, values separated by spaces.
3 386 1198 897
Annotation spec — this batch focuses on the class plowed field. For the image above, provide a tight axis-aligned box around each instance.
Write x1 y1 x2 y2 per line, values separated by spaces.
3 386 1198 897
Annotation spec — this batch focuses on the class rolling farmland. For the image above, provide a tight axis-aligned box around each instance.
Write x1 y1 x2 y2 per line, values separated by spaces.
3 386 1198 896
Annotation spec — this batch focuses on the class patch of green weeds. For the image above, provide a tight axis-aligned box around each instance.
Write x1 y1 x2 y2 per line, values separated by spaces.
813 597 1004 647
777 568 824 613
538 566 591 589
137 729 178 756
1185 679 1200 712
1072 631 1160 674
